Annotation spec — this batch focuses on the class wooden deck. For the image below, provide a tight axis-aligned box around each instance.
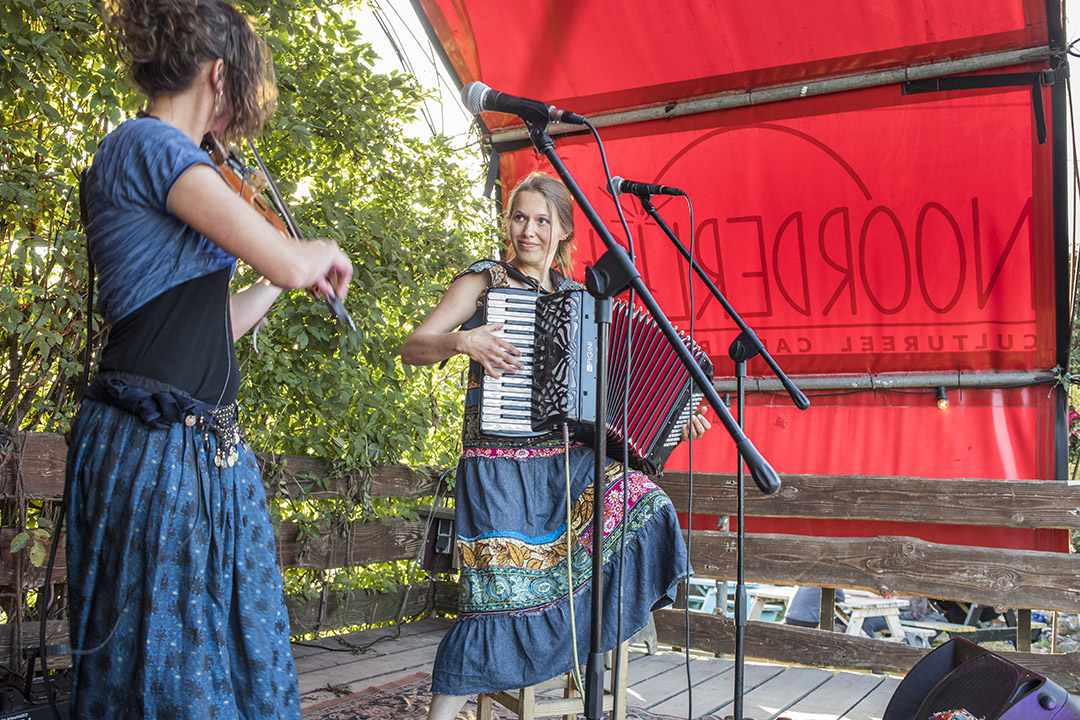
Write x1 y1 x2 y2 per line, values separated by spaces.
293 618 900 719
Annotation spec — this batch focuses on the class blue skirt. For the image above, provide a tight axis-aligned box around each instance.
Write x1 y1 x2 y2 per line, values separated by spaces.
64 399 300 719
430 445 689 695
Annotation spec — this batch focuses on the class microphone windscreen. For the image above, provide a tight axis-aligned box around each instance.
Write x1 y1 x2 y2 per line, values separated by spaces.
736 437 782 495
461 81 489 114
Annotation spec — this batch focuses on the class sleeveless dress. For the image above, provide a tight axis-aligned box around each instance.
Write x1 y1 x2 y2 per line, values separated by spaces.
64 117 300 719
430 260 691 695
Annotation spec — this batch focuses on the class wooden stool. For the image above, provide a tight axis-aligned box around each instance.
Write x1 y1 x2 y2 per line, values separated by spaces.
477 641 628 720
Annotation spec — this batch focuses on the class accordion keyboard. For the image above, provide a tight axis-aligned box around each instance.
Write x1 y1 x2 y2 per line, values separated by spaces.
479 288 542 436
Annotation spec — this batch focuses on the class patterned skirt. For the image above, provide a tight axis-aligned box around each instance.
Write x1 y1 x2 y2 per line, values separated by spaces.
430 444 690 695
64 399 300 719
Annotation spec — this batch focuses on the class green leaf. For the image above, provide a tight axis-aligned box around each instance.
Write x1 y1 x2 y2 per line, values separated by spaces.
9 532 29 554
29 543 47 567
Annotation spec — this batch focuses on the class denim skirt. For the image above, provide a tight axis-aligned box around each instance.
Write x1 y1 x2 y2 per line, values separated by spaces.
64 396 300 719
430 444 690 695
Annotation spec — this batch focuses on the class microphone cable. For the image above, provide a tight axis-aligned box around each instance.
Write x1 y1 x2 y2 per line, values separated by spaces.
563 423 585 697
682 195 696 720
579 117 705 709
540 117 639 700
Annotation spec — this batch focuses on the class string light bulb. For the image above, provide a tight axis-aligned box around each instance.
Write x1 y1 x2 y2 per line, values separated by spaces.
936 386 949 410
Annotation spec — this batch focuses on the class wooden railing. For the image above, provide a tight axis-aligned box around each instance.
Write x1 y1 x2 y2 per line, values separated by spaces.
0 431 452 669
656 470 1080 692
4 432 1079 693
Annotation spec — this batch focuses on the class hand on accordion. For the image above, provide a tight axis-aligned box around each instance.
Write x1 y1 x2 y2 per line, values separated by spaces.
460 322 525 378
680 405 711 443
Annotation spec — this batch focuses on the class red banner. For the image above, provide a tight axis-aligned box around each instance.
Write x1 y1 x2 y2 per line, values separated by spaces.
498 76 1065 552
502 78 1055 376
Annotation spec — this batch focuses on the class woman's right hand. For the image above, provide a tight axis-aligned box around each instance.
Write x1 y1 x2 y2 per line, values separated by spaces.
458 322 525 378
306 239 353 301
401 271 491 368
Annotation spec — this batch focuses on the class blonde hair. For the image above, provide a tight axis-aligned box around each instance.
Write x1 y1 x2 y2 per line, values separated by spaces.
503 172 576 276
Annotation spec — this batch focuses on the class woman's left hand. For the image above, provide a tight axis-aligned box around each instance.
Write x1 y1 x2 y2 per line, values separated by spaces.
680 405 711 443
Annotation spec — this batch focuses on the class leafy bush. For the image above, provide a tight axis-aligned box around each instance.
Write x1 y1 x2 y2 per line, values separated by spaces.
2 0 493 621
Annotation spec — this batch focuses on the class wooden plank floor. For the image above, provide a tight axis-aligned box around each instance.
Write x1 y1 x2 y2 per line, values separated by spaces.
294 618 899 719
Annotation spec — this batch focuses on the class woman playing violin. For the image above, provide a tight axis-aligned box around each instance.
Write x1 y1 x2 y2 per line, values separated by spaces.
65 0 350 717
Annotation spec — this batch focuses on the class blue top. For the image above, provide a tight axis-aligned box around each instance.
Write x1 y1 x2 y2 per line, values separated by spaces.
83 117 235 322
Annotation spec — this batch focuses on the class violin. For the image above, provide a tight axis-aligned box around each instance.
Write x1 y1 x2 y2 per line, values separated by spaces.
201 133 355 332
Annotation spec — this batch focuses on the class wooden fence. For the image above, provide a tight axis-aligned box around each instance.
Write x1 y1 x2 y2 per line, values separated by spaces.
3 431 1079 693
657 470 1080 692
0 431 452 670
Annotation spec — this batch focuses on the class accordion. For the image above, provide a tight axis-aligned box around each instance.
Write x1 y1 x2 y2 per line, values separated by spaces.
480 287 713 475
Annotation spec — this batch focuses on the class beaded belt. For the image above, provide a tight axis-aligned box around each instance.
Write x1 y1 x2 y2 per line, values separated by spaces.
85 371 246 468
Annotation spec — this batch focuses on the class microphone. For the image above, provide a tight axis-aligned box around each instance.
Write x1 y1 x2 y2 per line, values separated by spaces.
460 81 587 125
609 176 686 197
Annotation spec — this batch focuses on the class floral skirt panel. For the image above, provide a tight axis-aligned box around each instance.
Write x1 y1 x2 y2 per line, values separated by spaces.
64 400 300 720
431 444 690 695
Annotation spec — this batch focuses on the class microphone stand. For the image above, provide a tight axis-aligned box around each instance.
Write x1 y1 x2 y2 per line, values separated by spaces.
521 119 781 720
729 346 753 720
634 195 808 719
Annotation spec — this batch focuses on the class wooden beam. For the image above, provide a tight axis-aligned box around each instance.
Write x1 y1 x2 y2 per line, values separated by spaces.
433 579 459 615
654 607 924 674
652 609 1080 693
659 471 1080 529
0 515 427 587
257 454 446 501
0 621 69 658
0 529 66 587
287 581 437 636
0 620 71 674
0 432 67 500
819 587 835 632
685 531 1080 613
14 433 1080 530
0 432 446 502
1017 608 1032 652
276 517 424 570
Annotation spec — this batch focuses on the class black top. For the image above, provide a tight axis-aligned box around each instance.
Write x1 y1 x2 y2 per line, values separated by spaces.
99 266 240 405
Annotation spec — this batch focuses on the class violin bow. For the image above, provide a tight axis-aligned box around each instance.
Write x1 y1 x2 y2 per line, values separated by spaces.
246 140 356 332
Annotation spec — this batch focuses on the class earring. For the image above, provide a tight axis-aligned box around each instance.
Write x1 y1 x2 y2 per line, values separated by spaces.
214 90 223 118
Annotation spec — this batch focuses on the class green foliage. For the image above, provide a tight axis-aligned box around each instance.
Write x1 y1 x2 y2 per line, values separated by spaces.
9 524 56 568
1 0 490 458
226 0 490 472
2 0 491 616
1 0 129 430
